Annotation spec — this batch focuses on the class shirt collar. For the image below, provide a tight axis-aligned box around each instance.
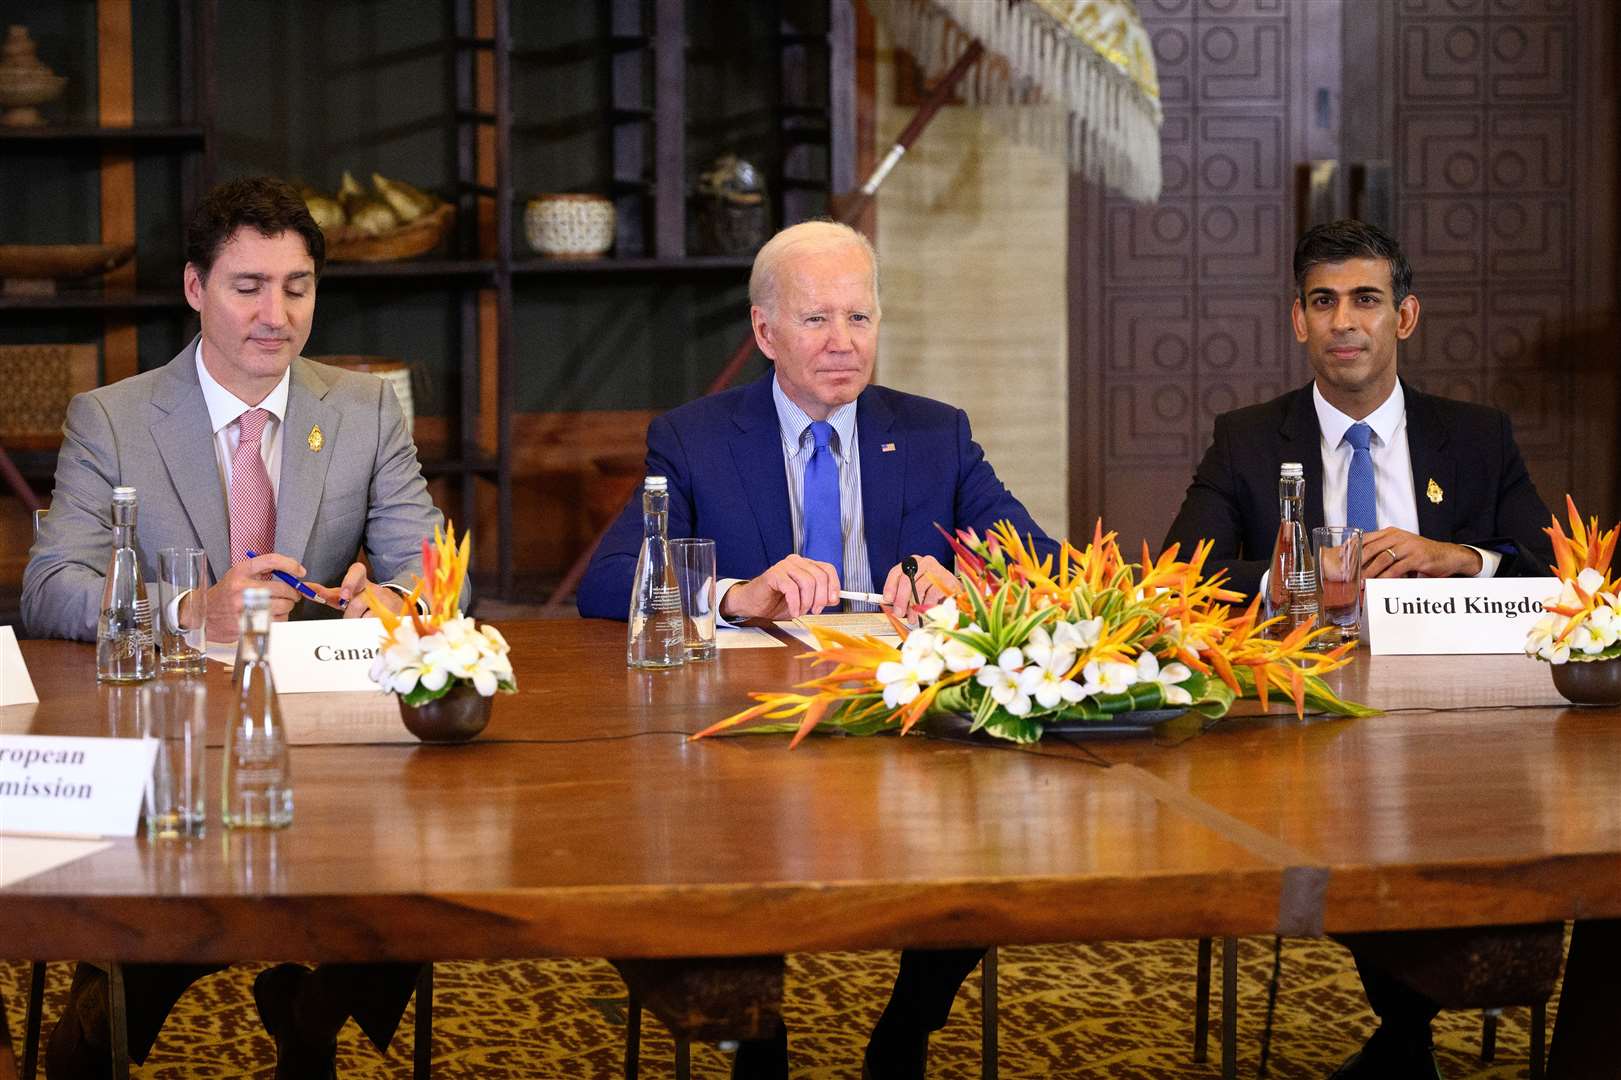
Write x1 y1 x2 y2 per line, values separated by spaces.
1313 379 1404 450
195 339 290 435
771 372 857 456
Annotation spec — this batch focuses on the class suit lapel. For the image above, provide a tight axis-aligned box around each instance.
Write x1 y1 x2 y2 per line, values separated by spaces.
273 358 340 564
857 388 900 578
728 376 794 563
1279 385 1326 533
1403 382 1454 541
149 345 231 582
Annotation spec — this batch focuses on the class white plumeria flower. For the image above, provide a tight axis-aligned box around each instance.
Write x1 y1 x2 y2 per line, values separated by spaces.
901 628 945 665
876 650 945 709
940 627 988 673
1053 617 1103 652
1022 626 1072 671
1577 567 1606 596
1017 654 1085 710
921 600 963 631
1080 659 1137 697
975 647 1031 715
1136 652 1194 706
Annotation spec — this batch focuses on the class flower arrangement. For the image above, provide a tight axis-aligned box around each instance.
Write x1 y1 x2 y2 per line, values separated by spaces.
365 522 516 704
694 521 1375 747
1525 496 1621 665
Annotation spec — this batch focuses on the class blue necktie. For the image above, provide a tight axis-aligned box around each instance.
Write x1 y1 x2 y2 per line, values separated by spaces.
1345 421 1378 533
801 420 843 580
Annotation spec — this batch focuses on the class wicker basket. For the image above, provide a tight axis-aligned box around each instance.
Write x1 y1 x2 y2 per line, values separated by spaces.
325 202 455 263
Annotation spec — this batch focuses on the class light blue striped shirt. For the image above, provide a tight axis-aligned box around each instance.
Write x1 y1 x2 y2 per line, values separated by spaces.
770 375 874 599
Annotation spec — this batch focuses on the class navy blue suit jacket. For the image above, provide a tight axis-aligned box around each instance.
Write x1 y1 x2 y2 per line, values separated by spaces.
577 374 1056 619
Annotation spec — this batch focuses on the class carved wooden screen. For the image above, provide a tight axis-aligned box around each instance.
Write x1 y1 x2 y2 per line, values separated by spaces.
1068 0 1616 549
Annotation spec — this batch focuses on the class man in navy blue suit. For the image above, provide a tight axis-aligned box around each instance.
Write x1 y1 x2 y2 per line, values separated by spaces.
579 220 1055 1079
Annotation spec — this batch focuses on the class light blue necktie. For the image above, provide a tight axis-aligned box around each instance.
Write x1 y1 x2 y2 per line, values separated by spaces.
1345 421 1378 533
801 420 843 581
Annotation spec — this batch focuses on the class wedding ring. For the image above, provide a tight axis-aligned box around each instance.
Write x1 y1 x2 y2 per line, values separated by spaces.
1383 548 1398 564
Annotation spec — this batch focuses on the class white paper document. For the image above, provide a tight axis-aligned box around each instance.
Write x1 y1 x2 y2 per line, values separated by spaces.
715 626 784 649
0 835 113 888
0 625 38 706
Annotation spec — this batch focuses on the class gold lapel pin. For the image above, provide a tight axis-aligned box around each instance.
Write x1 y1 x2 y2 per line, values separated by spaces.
1427 477 1443 504
308 424 324 453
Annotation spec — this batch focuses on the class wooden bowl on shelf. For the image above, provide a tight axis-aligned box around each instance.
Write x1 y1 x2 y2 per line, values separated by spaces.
324 202 455 263
0 242 135 295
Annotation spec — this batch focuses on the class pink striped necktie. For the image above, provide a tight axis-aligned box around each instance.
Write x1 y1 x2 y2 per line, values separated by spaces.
228 408 277 566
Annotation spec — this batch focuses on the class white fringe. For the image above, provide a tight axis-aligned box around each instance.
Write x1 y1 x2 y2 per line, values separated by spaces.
874 0 1163 204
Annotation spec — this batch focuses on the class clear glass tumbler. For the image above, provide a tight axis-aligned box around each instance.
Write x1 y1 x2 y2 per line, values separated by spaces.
670 538 718 661
1312 525 1365 646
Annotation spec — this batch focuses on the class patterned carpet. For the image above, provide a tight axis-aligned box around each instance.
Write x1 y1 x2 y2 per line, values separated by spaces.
2 936 1557 1078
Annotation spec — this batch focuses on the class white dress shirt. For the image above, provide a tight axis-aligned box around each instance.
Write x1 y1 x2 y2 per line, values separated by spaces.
1313 381 1499 577
717 374 877 617
195 340 290 503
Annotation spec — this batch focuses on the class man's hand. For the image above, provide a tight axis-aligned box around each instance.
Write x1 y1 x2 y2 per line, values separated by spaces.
310 562 408 620
881 554 952 619
205 552 305 642
1362 527 1483 579
719 555 840 619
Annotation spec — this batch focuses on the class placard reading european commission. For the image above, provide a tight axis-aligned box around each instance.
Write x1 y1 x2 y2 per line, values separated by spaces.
0 735 156 837
1366 578 1551 655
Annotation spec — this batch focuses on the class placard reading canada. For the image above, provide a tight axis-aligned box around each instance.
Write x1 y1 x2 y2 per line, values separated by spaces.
0 735 157 838
1365 578 1550 655
267 618 387 693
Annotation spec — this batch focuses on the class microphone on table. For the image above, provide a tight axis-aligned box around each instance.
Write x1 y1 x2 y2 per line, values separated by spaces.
901 555 922 609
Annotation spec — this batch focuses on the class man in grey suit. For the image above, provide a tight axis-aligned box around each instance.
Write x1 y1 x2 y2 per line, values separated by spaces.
30 177 443 1079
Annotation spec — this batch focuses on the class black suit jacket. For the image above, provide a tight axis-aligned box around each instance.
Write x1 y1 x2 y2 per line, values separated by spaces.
1162 381 1555 599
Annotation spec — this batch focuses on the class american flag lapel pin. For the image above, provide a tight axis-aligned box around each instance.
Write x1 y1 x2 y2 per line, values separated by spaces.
881 442 896 453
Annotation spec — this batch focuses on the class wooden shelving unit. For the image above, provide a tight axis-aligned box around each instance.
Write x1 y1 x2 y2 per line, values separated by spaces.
7 0 854 602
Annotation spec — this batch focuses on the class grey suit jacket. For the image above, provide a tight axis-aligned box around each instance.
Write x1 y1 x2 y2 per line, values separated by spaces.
22 339 451 641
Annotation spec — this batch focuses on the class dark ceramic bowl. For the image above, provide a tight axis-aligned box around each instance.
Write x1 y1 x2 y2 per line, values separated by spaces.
398 685 493 742
1549 657 1621 707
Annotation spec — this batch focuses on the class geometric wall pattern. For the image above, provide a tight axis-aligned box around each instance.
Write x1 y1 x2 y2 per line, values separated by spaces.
1391 0 1582 507
1070 0 1306 549
1070 0 1613 548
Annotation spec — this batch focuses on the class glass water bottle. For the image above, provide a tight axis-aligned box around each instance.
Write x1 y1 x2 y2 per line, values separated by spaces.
222 587 293 829
1265 462 1319 637
96 485 157 682
627 476 686 669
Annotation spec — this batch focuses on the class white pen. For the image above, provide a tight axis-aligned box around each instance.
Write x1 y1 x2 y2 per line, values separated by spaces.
838 590 890 606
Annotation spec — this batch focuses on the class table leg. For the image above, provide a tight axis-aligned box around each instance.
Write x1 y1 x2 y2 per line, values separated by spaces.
609 956 784 1042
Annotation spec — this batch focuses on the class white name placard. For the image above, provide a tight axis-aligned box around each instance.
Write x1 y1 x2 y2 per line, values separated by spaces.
267 618 387 693
0 626 38 706
1366 578 1551 655
0 735 157 838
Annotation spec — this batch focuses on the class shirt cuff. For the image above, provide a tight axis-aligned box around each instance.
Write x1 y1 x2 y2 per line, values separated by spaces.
714 578 746 627
1468 546 1502 579
383 581 430 616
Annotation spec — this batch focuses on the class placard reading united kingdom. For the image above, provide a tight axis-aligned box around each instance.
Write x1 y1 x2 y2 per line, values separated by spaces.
1365 578 1551 655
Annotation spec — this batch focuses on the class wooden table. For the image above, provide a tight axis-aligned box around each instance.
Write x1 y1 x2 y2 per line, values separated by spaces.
4 622 1620 968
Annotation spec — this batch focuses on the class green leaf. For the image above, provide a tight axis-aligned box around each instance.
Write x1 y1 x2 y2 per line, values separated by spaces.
981 710 1044 743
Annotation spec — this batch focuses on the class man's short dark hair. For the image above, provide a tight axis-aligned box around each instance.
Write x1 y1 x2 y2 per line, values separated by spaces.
185 176 325 280
1293 219 1411 305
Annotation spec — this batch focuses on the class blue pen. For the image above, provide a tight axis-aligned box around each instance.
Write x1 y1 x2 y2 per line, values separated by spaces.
244 550 348 608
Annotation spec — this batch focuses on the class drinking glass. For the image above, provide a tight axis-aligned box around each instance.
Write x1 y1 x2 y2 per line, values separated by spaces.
1312 526 1364 646
157 547 207 673
142 679 206 838
670 538 717 661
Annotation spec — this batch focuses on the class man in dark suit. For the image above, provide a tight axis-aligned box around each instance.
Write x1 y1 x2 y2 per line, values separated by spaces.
1165 219 1557 1078
580 220 1055 1079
